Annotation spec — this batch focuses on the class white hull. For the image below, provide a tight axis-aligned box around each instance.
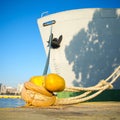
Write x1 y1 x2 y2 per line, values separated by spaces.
37 9 120 88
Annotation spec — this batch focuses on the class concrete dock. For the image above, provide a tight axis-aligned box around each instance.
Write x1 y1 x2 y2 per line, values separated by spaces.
0 102 120 120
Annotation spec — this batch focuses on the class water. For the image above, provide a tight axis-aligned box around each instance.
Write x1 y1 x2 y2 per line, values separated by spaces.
0 98 25 108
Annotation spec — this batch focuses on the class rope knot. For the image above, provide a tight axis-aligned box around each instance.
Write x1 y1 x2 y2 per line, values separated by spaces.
98 80 113 89
21 82 56 107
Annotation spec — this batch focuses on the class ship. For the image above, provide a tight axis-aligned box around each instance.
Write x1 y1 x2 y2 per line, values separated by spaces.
37 8 120 101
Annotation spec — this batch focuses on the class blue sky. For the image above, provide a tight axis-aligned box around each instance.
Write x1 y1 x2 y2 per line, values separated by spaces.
0 0 120 87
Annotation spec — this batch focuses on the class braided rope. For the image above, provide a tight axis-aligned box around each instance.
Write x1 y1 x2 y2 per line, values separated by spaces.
55 66 120 105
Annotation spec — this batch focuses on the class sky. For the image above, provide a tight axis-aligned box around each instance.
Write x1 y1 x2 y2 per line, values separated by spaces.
0 0 120 88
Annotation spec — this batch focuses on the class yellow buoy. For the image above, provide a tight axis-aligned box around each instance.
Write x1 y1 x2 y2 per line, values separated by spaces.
29 76 45 87
45 73 65 92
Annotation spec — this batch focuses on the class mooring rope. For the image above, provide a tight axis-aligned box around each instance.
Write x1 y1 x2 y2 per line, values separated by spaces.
21 65 120 106
54 66 120 105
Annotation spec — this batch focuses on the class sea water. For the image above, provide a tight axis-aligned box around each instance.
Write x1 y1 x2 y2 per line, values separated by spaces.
0 98 25 108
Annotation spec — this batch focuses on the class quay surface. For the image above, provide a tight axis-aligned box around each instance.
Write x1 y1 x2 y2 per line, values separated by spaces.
0 102 120 120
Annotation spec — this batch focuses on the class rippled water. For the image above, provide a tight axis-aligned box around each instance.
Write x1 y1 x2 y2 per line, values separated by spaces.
0 98 25 108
